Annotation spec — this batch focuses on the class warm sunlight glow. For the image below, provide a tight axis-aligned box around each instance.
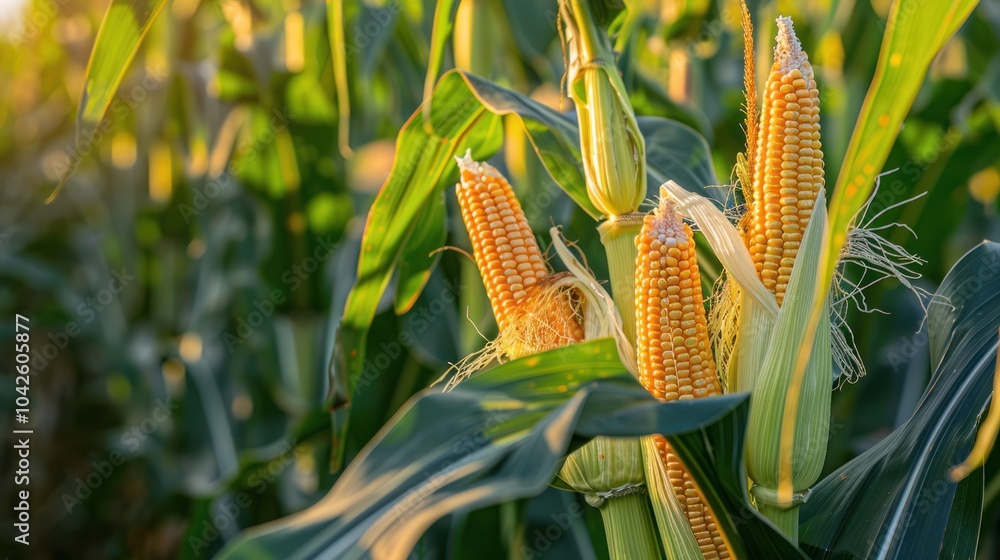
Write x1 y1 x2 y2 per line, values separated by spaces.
284 11 304 73
148 141 172 202
0 0 28 34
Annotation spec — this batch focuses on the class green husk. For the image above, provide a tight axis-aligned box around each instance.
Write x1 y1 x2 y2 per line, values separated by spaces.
560 0 645 217
600 491 662 559
558 437 646 506
745 192 832 490
640 436 706 559
744 191 833 540
733 296 775 394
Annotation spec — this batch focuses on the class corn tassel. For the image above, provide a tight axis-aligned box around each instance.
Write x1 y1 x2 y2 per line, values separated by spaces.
635 197 729 559
746 16 824 306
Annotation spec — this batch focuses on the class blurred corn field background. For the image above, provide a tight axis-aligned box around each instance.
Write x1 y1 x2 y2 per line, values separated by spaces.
1 0 999 558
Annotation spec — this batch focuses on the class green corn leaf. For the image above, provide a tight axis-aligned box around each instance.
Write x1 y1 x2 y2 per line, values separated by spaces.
800 241 1000 559
48 0 168 202
939 466 984 560
823 0 979 273
421 0 460 127
394 190 448 314
332 71 500 470
327 0 353 158
220 339 806 559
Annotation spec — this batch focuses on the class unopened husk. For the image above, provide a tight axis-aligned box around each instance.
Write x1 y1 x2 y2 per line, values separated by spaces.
745 190 832 511
560 0 645 218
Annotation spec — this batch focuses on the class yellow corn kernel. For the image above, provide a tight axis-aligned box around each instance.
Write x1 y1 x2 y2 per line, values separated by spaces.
455 153 549 332
747 16 824 306
635 200 720 401
635 198 729 559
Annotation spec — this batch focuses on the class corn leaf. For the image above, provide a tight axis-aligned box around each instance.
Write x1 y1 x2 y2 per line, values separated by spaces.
795 0 979 371
395 117 504 319
823 0 979 276
800 241 1000 559
791 0 979 510
940 466 984 560
422 0 461 114
640 119 718 203
327 0 353 158
332 71 500 469
220 339 806 559
48 0 168 201
394 191 448 314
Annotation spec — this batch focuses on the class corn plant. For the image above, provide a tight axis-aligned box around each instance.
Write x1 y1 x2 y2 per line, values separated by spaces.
60 0 1000 557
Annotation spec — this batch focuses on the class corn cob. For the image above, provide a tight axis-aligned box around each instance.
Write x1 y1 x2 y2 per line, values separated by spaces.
635 198 729 559
454 153 585 361
455 152 550 333
747 16 824 306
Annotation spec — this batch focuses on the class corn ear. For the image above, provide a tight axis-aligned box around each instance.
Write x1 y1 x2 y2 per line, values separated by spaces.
635 199 721 401
739 19 833 512
455 151 550 333
746 16 824 306
634 196 730 559
641 436 707 559
446 153 586 388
